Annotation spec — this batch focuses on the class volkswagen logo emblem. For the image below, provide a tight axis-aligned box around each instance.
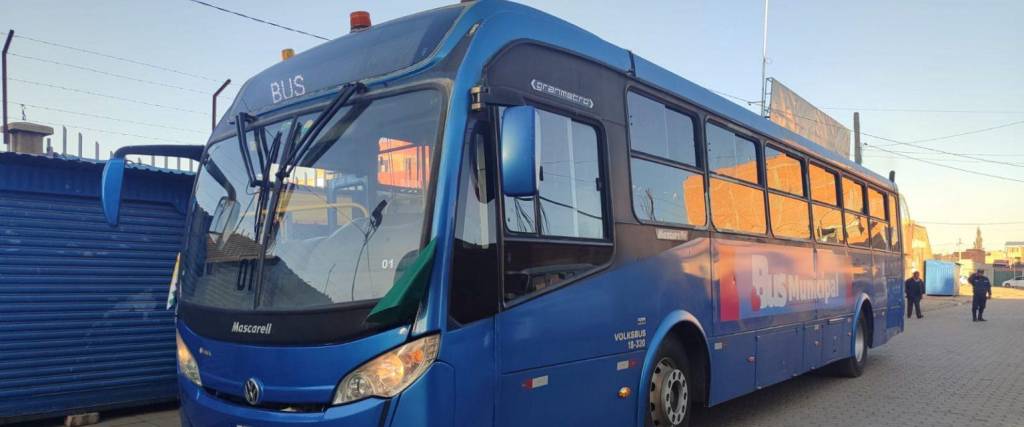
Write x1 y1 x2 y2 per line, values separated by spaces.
243 378 262 405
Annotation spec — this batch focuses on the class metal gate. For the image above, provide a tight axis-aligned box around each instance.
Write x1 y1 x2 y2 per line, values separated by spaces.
0 152 193 423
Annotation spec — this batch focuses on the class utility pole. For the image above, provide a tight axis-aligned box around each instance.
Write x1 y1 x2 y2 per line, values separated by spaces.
854 112 862 164
2 30 14 147
759 0 770 117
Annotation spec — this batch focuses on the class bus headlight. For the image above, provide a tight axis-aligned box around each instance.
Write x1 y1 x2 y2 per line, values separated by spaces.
332 335 439 405
176 332 202 386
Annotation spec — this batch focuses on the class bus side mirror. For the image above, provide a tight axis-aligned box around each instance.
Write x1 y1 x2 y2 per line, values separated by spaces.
500 106 538 197
101 158 126 226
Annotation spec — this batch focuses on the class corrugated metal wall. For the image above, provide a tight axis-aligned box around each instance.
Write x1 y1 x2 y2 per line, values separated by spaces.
0 153 194 423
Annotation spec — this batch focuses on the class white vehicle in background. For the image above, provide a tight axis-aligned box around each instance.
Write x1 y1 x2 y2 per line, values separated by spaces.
1002 276 1024 288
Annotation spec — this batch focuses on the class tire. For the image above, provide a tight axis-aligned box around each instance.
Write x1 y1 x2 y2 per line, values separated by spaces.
834 316 868 378
646 339 692 427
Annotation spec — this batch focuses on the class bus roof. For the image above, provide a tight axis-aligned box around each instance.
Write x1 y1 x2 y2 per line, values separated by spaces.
215 0 894 191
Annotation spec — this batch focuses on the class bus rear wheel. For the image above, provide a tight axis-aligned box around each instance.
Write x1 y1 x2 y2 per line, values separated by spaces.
834 316 868 378
647 340 691 427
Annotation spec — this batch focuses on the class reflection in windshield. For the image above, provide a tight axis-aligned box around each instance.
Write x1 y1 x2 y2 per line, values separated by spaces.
181 90 442 311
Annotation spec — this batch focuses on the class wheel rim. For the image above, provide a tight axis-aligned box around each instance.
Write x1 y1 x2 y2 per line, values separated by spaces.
650 358 688 426
854 321 866 363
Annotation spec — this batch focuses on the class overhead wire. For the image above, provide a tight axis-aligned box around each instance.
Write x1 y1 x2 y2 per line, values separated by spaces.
184 0 330 40
15 101 207 134
862 134 1024 169
31 119 194 145
10 78 207 115
8 53 212 95
865 144 1024 184
12 33 220 82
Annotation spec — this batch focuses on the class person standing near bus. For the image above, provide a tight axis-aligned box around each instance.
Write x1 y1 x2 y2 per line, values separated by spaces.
968 269 992 322
905 271 925 319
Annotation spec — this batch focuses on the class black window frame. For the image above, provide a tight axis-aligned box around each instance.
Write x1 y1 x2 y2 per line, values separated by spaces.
764 143 812 242
499 105 613 244
705 119 768 236
495 100 616 307
624 88 708 230
808 161 846 247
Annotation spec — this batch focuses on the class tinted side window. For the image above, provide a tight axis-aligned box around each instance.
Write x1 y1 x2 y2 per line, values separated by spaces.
846 213 869 247
868 188 886 219
710 177 766 234
812 204 844 244
869 220 888 250
627 92 698 166
765 146 804 196
809 164 838 205
769 193 810 239
707 123 759 184
843 177 865 213
888 193 901 252
504 110 605 239
631 158 706 227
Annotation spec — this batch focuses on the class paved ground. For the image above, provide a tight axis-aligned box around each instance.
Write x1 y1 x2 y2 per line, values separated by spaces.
694 292 1024 427
19 290 1024 427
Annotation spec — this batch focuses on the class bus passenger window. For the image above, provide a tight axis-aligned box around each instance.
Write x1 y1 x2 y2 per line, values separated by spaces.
867 188 885 219
843 178 865 213
809 164 838 205
769 193 810 239
845 213 869 247
630 158 706 227
869 219 888 250
627 92 698 166
709 177 766 234
888 194 901 252
765 146 804 196
707 123 758 184
812 204 844 244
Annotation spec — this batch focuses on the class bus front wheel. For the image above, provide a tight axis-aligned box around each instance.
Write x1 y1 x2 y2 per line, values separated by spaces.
647 339 692 427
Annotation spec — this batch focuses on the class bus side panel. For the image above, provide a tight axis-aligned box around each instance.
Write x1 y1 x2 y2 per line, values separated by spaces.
885 252 906 339
496 351 645 427
495 236 712 425
712 239 831 337
803 322 824 370
707 331 756 405
872 251 899 347
438 319 496 427
754 326 802 388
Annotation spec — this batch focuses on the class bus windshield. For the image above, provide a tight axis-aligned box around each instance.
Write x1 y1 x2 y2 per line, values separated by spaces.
181 89 443 312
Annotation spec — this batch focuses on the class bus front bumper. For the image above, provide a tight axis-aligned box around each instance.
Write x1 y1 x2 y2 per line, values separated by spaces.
178 361 455 427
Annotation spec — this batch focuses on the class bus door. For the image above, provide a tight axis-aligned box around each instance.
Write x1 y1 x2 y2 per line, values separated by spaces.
492 105 632 426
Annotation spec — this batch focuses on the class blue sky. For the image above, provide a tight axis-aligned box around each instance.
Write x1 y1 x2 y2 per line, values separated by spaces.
2 0 1022 252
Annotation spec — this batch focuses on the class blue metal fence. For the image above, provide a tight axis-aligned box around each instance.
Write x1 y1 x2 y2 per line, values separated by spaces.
0 152 193 423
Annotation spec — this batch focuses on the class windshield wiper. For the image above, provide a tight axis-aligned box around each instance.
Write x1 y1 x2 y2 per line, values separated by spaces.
278 82 365 182
235 112 259 188
250 81 365 308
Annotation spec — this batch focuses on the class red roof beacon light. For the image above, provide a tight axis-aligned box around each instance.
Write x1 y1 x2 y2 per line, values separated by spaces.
350 11 371 33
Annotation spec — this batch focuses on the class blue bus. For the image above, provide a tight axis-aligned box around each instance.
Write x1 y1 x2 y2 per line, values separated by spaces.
102 1 904 425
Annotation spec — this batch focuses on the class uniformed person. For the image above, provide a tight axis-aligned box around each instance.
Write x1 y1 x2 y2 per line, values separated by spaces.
968 269 992 322
905 271 925 319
